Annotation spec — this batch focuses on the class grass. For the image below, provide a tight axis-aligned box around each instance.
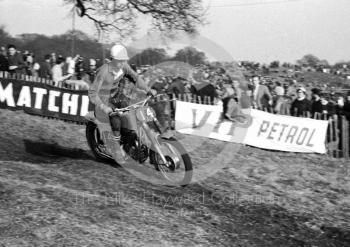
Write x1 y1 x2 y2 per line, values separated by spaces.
0 109 349 246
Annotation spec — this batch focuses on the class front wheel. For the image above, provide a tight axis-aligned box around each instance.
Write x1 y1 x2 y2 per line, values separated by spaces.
86 121 113 163
150 138 193 186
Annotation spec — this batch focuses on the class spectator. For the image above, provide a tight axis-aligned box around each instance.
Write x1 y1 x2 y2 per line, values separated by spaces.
290 87 311 117
273 81 285 114
233 79 251 109
22 50 29 63
286 80 297 99
25 53 36 76
0 46 6 56
305 83 313 100
86 58 97 83
194 82 218 103
251 76 273 111
320 93 336 117
32 61 40 78
50 52 57 67
283 82 290 94
183 78 193 95
279 96 292 115
221 81 237 120
188 68 218 103
52 57 71 86
75 56 85 80
311 88 323 118
26 54 40 78
68 56 76 76
130 63 137 71
274 81 285 96
0 46 8 72
63 57 72 76
166 76 186 96
39 54 52 79
151 78 166 94
339 91 350 121
232 80 244 105
7 44 26 75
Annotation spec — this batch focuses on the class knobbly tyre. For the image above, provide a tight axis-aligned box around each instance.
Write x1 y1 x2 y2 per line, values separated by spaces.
84 94 193 186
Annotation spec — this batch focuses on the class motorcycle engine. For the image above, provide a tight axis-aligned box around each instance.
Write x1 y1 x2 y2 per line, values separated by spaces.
121 130 149 163
128 144 149 163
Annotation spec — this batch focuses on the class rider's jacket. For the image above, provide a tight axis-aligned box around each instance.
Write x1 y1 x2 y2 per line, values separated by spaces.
89 62 150 112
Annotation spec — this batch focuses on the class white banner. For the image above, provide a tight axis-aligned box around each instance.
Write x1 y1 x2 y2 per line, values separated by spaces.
175 101 329 154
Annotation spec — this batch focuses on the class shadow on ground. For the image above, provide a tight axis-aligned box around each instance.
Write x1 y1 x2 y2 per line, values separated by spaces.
24 139 94 161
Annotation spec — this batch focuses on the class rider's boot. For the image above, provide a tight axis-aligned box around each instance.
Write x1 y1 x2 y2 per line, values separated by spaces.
103 131 126 165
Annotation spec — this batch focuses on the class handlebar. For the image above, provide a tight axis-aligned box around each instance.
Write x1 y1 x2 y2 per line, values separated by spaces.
109 93 169 117
109 95 152 117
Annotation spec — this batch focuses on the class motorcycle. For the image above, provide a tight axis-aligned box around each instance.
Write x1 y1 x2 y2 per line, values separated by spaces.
84 95 193 186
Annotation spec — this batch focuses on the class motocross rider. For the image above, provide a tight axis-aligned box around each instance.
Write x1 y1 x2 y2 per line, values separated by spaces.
89 44 156 164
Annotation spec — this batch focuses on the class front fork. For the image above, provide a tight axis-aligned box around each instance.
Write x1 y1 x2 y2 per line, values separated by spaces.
139 122 169 165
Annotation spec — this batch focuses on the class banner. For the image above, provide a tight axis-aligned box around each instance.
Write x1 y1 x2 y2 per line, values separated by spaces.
0 78 93 123
175 101 329 154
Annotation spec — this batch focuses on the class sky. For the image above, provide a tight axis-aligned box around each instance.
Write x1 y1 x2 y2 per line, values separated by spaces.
0 0 349 64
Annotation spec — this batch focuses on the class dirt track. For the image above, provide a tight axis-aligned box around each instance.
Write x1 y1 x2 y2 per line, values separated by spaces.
0 109 350 246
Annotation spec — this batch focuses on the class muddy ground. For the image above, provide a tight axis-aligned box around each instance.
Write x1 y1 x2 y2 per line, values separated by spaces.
0 109 349 246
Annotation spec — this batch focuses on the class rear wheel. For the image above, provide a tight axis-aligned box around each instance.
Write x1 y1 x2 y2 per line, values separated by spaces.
86 121 113 163
150 138 193 186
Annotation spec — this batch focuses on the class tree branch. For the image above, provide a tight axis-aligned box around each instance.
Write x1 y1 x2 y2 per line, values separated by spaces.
66 0 205 38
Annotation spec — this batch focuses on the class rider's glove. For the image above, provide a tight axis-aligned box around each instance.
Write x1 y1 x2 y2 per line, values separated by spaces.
101 104 113 115
148 89 157 97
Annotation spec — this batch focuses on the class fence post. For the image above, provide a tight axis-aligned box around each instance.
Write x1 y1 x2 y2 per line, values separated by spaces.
330 116 335 157
314 112 320 120
334 115 340 158
335 115 340 158
187 94 192 103
341 115 349 159
324 114 331 157
191 94 196 103
184 94 189 102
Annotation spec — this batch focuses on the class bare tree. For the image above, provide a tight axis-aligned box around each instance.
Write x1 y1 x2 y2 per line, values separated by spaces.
64 0 206 39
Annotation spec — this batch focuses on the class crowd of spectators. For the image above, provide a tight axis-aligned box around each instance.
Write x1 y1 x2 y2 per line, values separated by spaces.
1 43 349 120
247 75 350 120
148 64 350 121
0 44 99 89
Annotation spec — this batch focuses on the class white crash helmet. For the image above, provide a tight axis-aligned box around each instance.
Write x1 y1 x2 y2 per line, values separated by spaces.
110 44 129 60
